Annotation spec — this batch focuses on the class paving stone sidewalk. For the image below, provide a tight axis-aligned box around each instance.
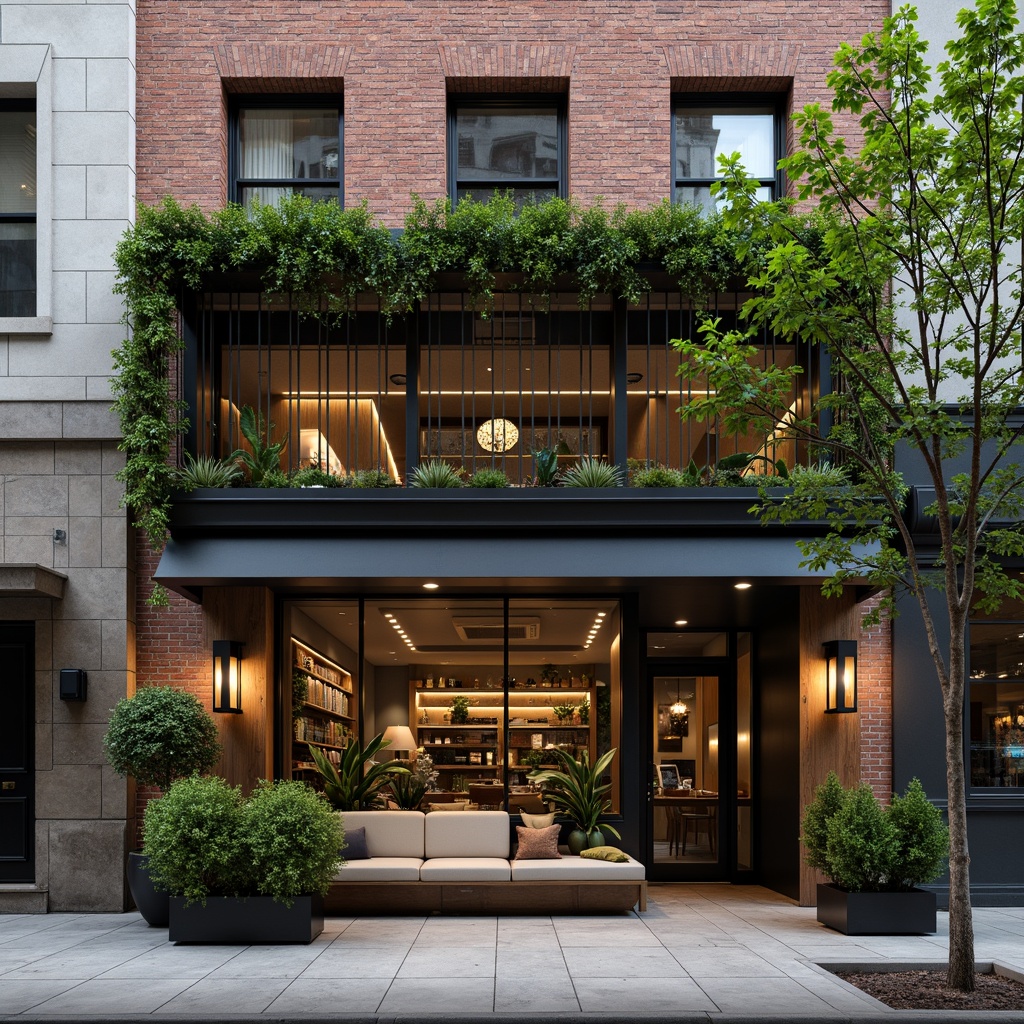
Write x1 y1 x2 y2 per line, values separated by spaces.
1 883 1022 1023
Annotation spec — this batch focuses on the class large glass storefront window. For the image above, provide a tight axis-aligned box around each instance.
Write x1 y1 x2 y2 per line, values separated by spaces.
970 618 1024 789
283 596 622 813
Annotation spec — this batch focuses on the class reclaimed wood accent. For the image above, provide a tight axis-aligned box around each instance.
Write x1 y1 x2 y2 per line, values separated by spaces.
327 879 645 915
798 586 860 906
204 587 274 793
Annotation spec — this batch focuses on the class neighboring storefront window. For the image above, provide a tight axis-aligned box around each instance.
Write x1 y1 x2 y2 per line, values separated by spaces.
0 102 36 317
969 619 1024 788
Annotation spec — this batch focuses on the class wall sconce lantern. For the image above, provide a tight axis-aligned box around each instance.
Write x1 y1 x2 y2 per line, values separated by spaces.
212 641 243 714
824 640 857 713
59 668 87 702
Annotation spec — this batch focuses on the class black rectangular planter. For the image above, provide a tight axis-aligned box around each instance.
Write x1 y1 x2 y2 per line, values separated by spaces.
169 894 324 944
816 883 937 935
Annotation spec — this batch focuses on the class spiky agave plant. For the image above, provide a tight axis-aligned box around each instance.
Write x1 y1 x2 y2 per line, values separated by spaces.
408 459 463 488
559 457 624 488
176 452 243 490
308 733 409 811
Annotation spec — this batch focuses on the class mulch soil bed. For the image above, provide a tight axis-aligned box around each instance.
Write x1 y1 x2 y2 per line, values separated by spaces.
837 969 1024 1011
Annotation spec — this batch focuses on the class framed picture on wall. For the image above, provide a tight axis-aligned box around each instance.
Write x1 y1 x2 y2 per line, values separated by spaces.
657 704 683 752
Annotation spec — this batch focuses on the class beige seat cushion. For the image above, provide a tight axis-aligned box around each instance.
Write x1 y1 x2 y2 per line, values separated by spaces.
510 854 646 882
419 857 512 882
332 857 423 882
424 810 510 859
338 810 425 858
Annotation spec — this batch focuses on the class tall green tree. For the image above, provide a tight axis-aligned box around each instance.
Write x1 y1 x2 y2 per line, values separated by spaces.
673 0 1024 991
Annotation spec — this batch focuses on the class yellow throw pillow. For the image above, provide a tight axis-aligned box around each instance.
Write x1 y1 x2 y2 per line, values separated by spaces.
580 845 629 863
519 810 556 829
428 801 468 812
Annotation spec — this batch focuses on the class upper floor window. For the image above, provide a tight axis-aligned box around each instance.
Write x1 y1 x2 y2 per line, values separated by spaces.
0 101 36 316
673 102 780 212
449 98 566 207
231 101 341 208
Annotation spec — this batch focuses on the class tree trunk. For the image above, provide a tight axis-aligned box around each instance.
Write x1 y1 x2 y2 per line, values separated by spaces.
944 619 975 992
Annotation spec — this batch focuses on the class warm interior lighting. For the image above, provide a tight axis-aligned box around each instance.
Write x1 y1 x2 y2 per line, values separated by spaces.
423 582 439 590
212 640 243 714
824 640 858 713
382 724 418 758
734 582 752 590
298 429 343 475
477 418 519 452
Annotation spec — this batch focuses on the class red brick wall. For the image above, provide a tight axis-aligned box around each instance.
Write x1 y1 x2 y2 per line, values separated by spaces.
859 593 893 803
136 0 891 224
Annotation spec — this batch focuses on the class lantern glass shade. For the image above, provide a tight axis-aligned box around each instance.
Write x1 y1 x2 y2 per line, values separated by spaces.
212 640 243 713
824 640 857 713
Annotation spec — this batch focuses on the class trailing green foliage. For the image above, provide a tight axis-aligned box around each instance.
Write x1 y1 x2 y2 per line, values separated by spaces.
142 776 341 906
801 772 948 892
408 459 463 488
103 685 221 791
528 747 621 838
559 457 624 488
112 193 751 554
308 733 409 811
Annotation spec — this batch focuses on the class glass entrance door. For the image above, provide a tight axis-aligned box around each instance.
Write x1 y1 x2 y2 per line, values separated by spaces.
649 669 726 878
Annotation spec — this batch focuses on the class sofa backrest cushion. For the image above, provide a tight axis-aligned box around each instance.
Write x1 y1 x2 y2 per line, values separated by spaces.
338 810 425 858
424 810 510 859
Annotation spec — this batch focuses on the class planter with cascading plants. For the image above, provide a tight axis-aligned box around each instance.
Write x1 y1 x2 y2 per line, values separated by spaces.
802 772 948 935
528 747 621 854
102 686 222 925
143 775 341 943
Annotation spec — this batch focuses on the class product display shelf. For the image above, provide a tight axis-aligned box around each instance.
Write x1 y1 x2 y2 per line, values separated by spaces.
291 637 356 775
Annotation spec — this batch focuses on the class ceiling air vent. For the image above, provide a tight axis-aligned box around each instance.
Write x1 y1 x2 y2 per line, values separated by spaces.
453 617 541 642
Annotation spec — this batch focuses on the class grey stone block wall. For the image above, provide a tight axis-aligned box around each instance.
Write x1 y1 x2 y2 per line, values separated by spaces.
0 1 135 914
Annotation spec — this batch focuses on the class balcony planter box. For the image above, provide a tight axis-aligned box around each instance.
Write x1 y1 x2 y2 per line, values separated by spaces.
816 884 937 935
168 894 324 944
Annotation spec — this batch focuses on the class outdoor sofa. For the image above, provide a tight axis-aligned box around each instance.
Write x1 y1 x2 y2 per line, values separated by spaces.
327 809 647 914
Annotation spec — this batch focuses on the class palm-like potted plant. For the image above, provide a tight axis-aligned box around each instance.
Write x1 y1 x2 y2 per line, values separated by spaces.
143 776 340 942
103 685 222 925
308 732 409 810
528 747 621 854
803 772 948 934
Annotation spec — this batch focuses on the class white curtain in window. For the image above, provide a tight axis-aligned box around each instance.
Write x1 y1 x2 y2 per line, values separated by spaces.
240 110 293 207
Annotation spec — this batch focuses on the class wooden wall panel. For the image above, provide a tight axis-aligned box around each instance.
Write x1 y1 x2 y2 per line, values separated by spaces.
204 588 274 794
798 586 860 905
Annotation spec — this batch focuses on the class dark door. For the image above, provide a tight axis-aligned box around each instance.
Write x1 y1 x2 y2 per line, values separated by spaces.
0 623 34 882
645 660 735 882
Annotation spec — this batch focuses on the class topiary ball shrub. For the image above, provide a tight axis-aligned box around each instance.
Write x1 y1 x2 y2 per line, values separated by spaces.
142 775 246 905
240 780 341 906
103 685 221 791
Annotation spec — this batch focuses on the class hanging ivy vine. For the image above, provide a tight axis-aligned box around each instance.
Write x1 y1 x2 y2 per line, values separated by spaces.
111 191 751 584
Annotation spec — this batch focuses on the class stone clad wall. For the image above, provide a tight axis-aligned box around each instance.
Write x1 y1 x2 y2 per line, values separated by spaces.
0 1 135 913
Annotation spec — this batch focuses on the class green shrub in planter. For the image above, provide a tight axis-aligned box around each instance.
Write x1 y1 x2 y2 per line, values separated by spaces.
142 776 246 905
801 772 948 892
468 467 511 488
103 685 221 792
559 457 624 488
409 459 463 487
143 776 341 907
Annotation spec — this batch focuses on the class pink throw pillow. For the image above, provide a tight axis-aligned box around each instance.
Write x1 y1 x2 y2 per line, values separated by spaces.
513 823 562 860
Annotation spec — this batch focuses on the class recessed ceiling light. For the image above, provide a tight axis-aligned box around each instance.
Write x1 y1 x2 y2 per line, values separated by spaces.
423 582 439 590
734 582 752 590
675 619 688 626
596 612 606 618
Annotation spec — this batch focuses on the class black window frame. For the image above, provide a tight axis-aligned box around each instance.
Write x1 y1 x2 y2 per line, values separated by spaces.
0 98 37 318
671 95 785 207
228 96 343 208
447 94 568 206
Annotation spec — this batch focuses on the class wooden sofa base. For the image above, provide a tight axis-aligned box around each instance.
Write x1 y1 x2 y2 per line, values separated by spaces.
326 880 646 916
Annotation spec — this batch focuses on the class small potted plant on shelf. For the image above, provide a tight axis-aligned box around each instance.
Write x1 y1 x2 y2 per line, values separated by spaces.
528 747 621 854
308 732 409 810
143 776 340 943
103 685 222 926
552 701 577 725
449 695 473 725
803 772 948 934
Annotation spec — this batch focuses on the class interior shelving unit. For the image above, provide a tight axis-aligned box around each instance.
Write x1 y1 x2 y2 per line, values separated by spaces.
410 666 596 789
291 637 357 778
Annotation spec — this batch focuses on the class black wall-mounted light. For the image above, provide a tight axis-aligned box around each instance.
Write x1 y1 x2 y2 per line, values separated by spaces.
59 668 87 702
824 640 857 713
212 641 243 714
